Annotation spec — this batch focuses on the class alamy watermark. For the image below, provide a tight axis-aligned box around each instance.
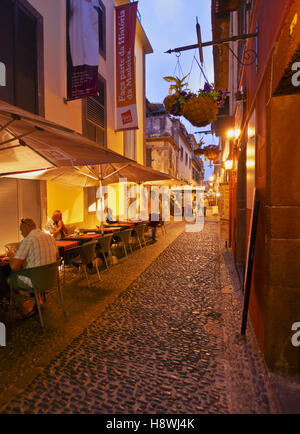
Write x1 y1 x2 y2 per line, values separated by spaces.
96 180 206 233
291 322 300 347
0 322 6 347
291 62 300 87
0 62 6 87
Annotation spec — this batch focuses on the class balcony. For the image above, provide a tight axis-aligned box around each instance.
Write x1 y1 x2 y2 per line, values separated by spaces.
213 0 239 17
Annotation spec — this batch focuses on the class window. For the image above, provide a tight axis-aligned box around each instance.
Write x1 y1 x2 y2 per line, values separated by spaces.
0 0 43 114
189 157 191 169
146 148 152 167
124 130 136 160
180 147 183 160
185 152 188 165
83 75 106 146
94 0 106 59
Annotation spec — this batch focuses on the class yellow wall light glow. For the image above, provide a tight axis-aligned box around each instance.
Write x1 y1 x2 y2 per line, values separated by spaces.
224 160 233 170
227 129 235 139
227 129 241 139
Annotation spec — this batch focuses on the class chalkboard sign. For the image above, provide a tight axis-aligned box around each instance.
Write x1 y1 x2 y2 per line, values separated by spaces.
241 189 260 335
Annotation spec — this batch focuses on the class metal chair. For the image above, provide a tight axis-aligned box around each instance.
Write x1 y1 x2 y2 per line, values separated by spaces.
158 220 167 235
131 223 147 249
70 240 101 287
114 229 133 257
96 234 113 270
9 260 64 328
61 246 80 288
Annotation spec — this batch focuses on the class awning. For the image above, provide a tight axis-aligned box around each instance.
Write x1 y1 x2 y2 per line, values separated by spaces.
0 100 171 185
0 101 172 186
0 100 133 175
143 179 188 187
5 162 171 187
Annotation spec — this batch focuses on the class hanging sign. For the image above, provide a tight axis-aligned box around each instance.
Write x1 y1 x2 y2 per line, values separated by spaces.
115 2 138 131
67 0 99 100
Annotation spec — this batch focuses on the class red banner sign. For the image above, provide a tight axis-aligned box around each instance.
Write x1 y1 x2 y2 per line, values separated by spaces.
115 2 138 131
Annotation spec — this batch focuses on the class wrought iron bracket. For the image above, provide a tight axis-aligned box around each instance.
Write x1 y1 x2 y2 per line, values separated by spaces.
165 32 258 67
222 44 257 66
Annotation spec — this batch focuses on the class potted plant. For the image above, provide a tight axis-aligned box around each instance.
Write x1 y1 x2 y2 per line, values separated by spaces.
163 77 227 128
182 83 227 127
163 74 193 116
194 138 206 156
203 144 220 162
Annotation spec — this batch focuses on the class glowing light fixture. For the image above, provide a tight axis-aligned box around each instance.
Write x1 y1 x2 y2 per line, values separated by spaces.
224 160 233 170
234 128 241 139
227 129 241 139
227 129 235 139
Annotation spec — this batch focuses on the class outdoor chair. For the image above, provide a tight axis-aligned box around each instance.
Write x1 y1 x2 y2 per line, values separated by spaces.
114 229 133 257
131 223 147 249
8 260 64 328
70 240 101 287
96 234 113 270
61 246 81 287
158 220 167 235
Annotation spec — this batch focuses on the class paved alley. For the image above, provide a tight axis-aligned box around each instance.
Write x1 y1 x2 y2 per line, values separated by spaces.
2 219 279 414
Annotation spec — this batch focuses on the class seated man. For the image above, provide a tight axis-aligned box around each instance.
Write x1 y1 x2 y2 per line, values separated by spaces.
105 208 118 224
44 210 68 240
9 218 59 319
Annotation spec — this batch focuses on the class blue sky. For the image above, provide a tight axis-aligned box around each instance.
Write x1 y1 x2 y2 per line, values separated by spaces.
137 0 218 179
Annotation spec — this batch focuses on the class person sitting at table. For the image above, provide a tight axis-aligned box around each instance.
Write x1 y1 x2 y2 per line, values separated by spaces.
8 218 59 320
105 208 118 224
44 210 68 240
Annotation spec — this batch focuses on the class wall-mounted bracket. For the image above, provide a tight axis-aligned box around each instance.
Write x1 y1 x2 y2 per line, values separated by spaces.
165 32 258 67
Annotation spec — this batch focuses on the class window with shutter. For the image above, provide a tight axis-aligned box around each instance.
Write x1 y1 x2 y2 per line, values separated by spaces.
124 130 136 160
0 0 41 114
146 148 152 168
83 75 106 146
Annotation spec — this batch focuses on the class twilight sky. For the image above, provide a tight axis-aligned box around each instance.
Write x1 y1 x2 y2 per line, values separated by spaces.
137 0 217 179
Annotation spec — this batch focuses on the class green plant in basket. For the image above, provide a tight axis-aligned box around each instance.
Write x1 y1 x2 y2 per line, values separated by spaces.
182 83 227 127
163 74 193 116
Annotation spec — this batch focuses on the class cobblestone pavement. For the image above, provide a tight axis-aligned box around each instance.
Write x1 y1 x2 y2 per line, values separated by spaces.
2 219 279 414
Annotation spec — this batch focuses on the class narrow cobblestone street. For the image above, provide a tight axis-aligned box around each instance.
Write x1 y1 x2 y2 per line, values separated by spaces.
1 219 280 414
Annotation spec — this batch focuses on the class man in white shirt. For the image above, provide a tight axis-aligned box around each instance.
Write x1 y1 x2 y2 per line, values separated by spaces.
44 210 68 240
9 218 58 319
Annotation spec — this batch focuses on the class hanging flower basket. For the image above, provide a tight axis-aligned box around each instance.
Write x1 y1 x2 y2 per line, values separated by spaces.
162 77 227 127
194 144 220 165
203 145 220 162
163 74 192 116
194 147 206 156
163 93 183 116
182 95 218 127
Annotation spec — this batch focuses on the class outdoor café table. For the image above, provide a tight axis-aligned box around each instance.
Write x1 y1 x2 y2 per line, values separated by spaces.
102 227 123 233
79 228 116 234
119 220 149 226
105 222 135 229
60 234 103 245
56 240 79 258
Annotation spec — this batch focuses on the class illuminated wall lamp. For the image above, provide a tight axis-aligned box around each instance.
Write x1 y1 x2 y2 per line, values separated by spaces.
227 129 241 140
224 160 233 170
